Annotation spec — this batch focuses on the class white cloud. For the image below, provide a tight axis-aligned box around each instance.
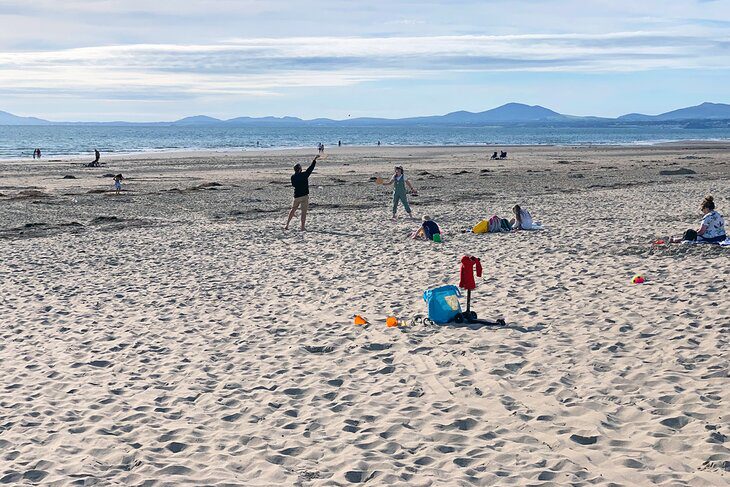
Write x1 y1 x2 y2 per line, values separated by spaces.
0 31 726 101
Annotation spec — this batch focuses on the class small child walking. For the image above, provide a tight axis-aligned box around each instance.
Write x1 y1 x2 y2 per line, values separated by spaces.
113 174 124 194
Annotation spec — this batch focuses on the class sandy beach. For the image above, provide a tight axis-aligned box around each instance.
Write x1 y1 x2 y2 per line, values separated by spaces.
1 144 728 486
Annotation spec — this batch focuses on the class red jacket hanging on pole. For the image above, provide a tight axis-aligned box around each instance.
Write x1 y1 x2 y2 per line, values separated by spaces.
459 255 482 290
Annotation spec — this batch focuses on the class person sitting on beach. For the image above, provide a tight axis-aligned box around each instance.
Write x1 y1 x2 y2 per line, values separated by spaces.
510 204 535 230
382 166 417 220
490 151 498 160
670 195 726 243
285 154 320 231
500 151 507 159
411 215 441 241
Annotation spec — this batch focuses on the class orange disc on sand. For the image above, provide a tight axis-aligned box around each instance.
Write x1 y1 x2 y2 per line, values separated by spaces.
386 316 399 327
354 315 367 325
375 177 384 185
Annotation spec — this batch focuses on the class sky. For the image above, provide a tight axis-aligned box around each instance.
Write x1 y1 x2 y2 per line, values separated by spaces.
0 0 729 121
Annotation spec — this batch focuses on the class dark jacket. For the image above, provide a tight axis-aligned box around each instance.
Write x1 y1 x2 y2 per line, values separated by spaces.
291 160 316 198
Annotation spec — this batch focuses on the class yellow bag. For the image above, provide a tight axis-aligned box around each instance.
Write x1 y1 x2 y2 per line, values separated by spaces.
472 219 489 234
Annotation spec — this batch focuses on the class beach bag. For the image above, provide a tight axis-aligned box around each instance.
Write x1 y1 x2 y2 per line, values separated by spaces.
683 229 698 241
423 285 462 324
472 220 489 234
488 215 502 233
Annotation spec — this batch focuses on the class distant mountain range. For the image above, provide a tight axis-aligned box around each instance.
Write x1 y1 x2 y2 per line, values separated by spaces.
2 102 730 126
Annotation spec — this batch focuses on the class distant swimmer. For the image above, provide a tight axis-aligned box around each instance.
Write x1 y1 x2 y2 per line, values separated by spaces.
285 154 320 231
338 140 342 147
377 141 381 146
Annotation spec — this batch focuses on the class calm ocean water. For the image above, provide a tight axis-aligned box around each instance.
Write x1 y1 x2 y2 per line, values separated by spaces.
2 124 730 159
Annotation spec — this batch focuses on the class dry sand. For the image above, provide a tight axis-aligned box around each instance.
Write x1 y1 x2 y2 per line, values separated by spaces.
1 144 728 486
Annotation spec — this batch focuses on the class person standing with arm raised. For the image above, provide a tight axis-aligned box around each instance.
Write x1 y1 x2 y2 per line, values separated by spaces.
285 154 320 231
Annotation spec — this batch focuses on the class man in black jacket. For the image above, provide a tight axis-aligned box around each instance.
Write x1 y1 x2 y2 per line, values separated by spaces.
285 154 320 230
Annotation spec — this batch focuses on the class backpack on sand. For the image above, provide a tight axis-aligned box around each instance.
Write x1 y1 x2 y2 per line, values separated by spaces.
472 220 489 234
423 285 462 324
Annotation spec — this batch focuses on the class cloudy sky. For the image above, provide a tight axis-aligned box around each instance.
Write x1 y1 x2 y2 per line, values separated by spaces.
1 0 728 121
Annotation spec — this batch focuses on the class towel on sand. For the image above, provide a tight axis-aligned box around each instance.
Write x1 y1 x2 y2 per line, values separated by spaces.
683 237 730 246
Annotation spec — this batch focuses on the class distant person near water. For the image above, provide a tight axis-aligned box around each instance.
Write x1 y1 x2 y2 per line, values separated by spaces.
317 143 324 154
285 154 320 231
381 166 417 220
33 148 41 159
338 140 342 147
670 195 726 243
86 149 101 167
377 141 381 146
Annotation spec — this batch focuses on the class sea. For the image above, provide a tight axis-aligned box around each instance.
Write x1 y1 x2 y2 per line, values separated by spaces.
2 123 730 159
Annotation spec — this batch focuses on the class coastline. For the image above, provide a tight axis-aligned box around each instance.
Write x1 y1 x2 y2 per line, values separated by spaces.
2 139 730 164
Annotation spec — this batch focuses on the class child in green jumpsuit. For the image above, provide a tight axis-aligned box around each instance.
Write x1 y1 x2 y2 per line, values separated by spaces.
383 166 417 220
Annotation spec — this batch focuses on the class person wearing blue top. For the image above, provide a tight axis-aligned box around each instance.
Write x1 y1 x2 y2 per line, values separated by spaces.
412 215 441 241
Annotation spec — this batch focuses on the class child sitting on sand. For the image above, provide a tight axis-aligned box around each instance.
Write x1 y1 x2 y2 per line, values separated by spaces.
670 195 726 243
510 205 535 230
411 215 441 241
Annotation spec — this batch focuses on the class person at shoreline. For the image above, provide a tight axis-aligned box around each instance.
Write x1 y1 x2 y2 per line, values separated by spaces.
382 166 416 220
670 195 726 243
86 148 101 167
285 154 320 231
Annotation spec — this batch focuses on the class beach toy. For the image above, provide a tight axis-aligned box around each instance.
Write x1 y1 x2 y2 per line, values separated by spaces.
653 239 666 245
631 274 646 284
386 316 399 327
375 177 384 185
433 234 442 243
354 315 368 325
